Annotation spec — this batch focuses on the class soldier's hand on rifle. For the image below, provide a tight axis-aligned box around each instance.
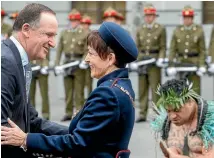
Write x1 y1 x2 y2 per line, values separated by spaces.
54 66 64 76
196 67 206 76
129 62 138 71
156 58 164 67
206 56 212 64
79 61 88 69
208 63 214 73
166 67 176 76
40 66 48 75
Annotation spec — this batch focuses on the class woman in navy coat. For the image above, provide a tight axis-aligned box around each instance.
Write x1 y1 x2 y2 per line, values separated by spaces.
1 22 138 158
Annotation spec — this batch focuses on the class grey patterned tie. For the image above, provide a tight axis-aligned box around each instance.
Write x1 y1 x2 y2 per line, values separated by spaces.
24 63 32 103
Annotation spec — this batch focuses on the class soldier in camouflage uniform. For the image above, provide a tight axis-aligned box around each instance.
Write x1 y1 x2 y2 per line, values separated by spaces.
81 15 93 96
30 55 50 120
1 8 12 40
208 27 214 73
134 4 166 122
55 9 88 121
167 5 206 95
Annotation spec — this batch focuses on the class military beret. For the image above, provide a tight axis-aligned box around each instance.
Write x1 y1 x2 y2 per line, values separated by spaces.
98 22 138 63
68 9 81 20
1 9 6 16
9 11 19 20
81 15 92 24
181 5 195 17
143 3 159 16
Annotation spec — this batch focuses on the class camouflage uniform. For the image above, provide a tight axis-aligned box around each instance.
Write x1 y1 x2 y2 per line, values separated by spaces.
81 15 93 96
169 6 206 94
135 4 166 122
55 9 88 121
30 54 50 120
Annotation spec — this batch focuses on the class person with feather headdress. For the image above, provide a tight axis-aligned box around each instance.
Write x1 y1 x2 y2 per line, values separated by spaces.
151 79 214 158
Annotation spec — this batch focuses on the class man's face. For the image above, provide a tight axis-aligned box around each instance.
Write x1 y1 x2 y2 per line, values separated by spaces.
144 14 156 24
26 13 58 60
70 20 80 29
116 19 122 25
104 17 117 23
81 23 89 30
166 100 196 126
183 16 193 26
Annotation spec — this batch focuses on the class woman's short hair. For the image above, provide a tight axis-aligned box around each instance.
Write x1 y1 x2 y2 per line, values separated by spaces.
87 30 126 68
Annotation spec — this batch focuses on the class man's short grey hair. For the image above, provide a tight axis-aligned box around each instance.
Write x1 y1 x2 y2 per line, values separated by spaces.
13 3 56 31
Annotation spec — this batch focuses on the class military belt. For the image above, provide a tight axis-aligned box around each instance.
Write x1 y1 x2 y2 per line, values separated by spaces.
65 53 83 59
178 52 199 58
141 50 159 55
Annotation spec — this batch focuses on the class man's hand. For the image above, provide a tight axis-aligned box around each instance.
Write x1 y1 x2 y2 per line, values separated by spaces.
79 61 88 69
1 118 27 146
166 67 177 76
40 66 49 75
196 67 206 77
54 66 64 75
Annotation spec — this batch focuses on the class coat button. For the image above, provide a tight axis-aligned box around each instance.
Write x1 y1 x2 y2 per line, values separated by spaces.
185 42 189 46
186 35 190 38
185 49 189 53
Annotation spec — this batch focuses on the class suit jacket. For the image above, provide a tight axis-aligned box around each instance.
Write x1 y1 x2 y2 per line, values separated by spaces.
1 39 69 158
26 68 135 158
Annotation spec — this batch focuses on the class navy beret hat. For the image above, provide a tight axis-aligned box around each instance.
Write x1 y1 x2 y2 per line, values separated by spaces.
98 22 138 63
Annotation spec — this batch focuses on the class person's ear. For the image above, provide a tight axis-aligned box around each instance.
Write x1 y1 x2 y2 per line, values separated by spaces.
21 23 31 38
108 53 116 66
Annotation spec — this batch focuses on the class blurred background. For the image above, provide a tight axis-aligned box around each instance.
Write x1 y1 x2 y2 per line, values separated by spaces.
1 1 214 158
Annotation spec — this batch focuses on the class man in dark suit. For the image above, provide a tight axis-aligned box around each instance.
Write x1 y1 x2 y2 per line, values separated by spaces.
1 3 68 158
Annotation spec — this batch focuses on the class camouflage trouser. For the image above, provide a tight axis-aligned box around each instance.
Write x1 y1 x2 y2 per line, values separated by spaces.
138 65 161 118
30 74 50 118
64 68 85 117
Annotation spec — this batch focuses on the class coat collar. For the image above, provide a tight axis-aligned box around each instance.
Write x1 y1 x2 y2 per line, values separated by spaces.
97 68 129 87
3 38 23 66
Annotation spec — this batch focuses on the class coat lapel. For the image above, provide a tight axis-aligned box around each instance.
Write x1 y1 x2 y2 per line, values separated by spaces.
3 39 28 130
